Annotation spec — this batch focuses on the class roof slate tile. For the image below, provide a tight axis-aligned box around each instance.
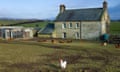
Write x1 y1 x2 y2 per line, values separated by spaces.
55 8 103 21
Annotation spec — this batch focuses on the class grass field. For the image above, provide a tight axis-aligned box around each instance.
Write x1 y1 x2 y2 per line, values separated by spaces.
0 20 119 71
0 40 119 72
110 22 120 34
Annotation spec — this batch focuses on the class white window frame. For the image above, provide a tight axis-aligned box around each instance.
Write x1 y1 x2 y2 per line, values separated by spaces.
62 23 66 29
62 32 67 39
69 23 72 28
75 32 80 39
75 23 79 28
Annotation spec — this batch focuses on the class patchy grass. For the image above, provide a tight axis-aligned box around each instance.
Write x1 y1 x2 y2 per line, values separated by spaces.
0 40 119 72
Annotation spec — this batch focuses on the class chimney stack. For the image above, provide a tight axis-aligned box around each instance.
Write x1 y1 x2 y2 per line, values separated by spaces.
60 4 66 13
103 0 107 10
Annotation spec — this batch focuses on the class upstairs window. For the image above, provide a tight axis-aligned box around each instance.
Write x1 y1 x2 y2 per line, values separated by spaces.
69 23 72 28
76 23 79 28
62 23 66 29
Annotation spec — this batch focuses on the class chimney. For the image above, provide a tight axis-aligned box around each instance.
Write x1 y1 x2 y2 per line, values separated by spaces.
103 0 107 10
60 4 66 13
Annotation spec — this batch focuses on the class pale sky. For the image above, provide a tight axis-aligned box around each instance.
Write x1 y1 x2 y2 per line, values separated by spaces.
0 0 120 19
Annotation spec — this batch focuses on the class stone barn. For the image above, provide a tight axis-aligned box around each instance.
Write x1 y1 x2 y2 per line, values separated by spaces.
54 1 110 40
0 26 33 40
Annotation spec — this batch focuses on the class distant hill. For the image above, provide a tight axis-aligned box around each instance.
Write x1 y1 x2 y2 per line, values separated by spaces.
4 20 44 26
0 18 44 26
0 18 52 28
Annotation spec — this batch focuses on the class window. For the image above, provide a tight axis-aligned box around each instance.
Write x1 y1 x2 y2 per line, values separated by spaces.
75 32 79 39
62 32 66 39
62 23 66 29
69 23 72 28
76 23 79 28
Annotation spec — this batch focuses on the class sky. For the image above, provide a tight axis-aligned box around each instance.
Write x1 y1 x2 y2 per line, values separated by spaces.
0 0 120 20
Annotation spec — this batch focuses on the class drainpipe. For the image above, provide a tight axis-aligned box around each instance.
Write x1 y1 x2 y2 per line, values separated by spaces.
80 21 82 39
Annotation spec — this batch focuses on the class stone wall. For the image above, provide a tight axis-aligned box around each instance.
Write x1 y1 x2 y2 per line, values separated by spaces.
54 21 106 40
101 10 111 34
81 21 101 40
54 21 81 39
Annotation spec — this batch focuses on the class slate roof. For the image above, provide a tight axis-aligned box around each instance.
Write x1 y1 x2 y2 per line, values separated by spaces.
39 23 54 34
34 27 41 32
55 8 104 21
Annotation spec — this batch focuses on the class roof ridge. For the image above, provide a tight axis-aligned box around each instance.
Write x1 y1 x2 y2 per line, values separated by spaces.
66 7 103 11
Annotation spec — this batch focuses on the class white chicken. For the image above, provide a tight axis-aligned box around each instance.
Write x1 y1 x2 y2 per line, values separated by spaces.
60 59 67 69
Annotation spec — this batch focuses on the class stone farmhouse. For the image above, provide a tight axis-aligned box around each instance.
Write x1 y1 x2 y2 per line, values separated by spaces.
0 26 33 40
54 1 110 40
